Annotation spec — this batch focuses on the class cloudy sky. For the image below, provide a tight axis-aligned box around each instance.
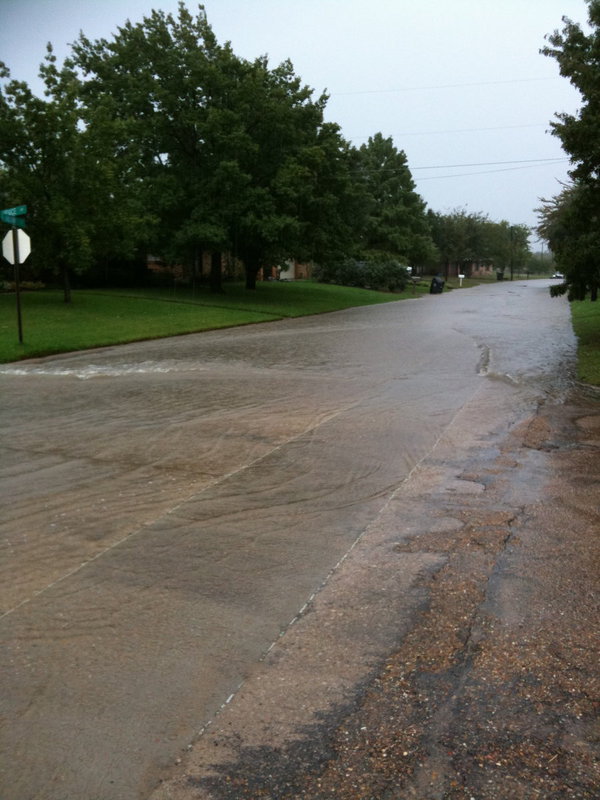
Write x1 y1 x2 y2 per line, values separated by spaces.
0 0 591 243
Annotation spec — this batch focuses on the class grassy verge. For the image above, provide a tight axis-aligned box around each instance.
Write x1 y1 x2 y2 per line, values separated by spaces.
0 281 407 363
570 299 600 386
100 279 422 316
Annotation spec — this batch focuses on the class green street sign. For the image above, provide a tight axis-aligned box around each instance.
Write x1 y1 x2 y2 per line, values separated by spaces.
0 211 26 228
1 205 27 217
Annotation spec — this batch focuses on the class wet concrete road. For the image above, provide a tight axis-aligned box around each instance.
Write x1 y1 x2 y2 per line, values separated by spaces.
0 280 576 799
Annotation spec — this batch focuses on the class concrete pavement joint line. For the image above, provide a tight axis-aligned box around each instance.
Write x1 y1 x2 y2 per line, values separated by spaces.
195 380 493 744
0 401 360 622
195 680 247 741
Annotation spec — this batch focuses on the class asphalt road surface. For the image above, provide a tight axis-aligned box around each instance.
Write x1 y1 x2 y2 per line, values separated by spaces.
0 280 577 799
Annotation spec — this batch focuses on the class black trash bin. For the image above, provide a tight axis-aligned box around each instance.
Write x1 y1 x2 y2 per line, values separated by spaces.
430 276 444 294
496 271 504 281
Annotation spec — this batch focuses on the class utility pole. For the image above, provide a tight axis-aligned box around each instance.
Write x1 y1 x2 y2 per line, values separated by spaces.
510 226 514 281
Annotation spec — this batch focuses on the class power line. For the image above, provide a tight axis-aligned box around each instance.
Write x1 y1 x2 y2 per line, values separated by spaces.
347 122 548 140
411 156 568 170
415 161 570 181
332 76 559 97
351 157 569 179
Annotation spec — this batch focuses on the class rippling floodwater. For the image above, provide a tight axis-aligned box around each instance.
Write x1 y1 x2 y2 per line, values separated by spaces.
0 280 576 799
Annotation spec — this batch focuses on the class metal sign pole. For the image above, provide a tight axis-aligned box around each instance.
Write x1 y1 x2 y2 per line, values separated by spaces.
12 226 23 344
2 208 29 344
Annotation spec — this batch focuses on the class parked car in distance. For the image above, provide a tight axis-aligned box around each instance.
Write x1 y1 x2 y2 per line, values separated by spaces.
552 272 564 279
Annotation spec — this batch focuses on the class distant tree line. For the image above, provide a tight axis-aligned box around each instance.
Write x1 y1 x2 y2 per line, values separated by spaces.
538 0 600 301
0 2 534 301
427 210 531 279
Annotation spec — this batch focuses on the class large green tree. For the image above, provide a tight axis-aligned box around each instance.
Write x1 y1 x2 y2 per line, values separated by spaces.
538 182 600 299
216 55 357 288
482 220 530 278
0 48 148 300
72 5 244 290
540 0 600 299
71 3 357 290
354 133 436 265
428 209 486 277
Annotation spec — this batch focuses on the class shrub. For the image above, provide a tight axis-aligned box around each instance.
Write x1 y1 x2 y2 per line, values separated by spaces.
314 258 409 292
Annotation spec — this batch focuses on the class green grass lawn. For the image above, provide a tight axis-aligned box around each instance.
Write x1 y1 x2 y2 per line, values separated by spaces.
103 279 416 316
0 281 405 363
570 298 600 386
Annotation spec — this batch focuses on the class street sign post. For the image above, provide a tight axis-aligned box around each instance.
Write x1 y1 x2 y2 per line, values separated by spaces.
2 227 31 344
2 228 31 265
0 205 27 229
1 205 27 216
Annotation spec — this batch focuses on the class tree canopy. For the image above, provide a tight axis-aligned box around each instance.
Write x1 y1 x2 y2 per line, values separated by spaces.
539 0 600 300
69 4 360 289
0 48 149 299
538 182 600 300
428 209 530 278
354 133 436 265
0 1 532 296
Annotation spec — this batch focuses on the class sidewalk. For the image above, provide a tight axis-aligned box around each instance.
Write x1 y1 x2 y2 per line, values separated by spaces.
151 387 600 800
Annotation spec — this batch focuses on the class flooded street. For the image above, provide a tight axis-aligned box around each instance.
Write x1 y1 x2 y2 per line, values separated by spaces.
0 280 578 799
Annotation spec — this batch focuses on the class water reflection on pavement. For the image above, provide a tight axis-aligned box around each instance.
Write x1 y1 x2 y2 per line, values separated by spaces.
0 281 576 799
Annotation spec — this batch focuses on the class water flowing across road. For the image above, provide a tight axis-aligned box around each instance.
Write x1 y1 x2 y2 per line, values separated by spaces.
0 280 576 799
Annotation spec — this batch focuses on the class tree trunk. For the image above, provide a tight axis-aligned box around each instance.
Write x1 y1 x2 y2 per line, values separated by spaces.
191 248 199 295
210 251 223 293
62 265 72 304
244 253 260 290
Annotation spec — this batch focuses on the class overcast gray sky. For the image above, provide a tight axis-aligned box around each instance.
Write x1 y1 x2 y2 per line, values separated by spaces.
0 0 591 243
